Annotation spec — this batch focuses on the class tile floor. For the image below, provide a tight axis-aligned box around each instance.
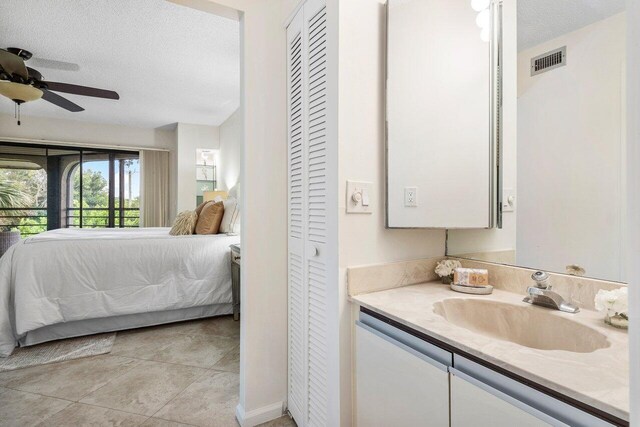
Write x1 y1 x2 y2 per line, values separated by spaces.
0 316 296 427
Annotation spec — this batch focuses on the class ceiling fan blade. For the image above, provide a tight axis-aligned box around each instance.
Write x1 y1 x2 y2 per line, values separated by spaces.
41 89 84 112
30 57 80 72
44 81 119 100
0 49 28 80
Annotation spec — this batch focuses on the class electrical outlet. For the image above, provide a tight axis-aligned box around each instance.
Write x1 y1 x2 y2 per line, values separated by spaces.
404 187 418 207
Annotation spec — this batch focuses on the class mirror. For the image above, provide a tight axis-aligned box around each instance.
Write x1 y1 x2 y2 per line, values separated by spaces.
386 0 501 228
447 0 627 283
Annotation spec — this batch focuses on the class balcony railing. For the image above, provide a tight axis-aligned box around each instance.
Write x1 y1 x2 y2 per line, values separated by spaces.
0 207 140 237
66 207 140 228
0 208 48 237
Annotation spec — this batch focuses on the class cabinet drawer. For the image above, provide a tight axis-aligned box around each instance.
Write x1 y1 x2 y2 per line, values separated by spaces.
358 312 453 367
355 321 450 427
450 369 560 427
452 356 616 427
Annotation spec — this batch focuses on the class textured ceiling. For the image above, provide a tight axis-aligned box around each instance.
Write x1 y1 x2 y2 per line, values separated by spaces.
0 0 239 128
518 0 625 51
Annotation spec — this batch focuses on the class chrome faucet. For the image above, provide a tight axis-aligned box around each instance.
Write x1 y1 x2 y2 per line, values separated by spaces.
523 271 579 313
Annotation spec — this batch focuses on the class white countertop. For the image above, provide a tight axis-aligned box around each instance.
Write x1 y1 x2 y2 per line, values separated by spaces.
350 282 629 422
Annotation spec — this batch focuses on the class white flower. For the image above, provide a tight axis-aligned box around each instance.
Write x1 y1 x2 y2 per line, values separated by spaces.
435 260 462 278
594 288 628 316
612 292 628 315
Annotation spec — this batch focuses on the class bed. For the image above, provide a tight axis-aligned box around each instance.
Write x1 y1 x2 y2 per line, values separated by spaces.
0 227 240 357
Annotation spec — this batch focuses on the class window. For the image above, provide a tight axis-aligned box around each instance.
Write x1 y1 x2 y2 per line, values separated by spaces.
0 142 140 237
116 158 140 227
0 152 48 237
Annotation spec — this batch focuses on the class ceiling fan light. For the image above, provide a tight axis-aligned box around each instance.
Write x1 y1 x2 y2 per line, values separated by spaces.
0 81 43 103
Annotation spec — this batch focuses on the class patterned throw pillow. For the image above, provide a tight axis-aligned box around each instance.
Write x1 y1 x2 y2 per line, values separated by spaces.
169 210 198 236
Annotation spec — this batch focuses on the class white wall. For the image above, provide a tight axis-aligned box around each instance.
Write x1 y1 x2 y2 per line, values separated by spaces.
446 0 518 262
175 122 220 212
626 0 639 423
337 0 446 424
0 112 175 150
218 108 242 191
516 13 626 282
168 1 298 425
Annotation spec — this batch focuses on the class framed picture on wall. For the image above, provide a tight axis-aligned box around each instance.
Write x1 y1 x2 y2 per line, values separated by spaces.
196 165 215 181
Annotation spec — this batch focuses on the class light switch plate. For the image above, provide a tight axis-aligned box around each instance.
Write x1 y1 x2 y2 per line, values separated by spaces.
404 187 418 207
502 188 515 212
346 180 373 214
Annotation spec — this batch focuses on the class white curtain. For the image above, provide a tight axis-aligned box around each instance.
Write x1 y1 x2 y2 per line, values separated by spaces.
140 150 170 227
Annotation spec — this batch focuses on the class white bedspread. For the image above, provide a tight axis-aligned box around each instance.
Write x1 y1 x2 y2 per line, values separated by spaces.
0 228 240 356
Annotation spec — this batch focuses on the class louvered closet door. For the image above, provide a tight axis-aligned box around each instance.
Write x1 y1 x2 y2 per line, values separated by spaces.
303 1 329 426
287 8 307 426
287 0 333 426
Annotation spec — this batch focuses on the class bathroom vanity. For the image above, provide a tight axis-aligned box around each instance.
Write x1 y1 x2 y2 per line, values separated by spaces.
371 0 631 424
352 281 629 427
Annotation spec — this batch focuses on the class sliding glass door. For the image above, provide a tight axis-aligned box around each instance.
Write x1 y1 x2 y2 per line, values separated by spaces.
0 142 139 236
66 152 140 228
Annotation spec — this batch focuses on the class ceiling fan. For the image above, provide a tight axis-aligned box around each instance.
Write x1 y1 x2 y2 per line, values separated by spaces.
0 47 120 125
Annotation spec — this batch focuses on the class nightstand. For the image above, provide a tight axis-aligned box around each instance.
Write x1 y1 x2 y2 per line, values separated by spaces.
230 244 241 320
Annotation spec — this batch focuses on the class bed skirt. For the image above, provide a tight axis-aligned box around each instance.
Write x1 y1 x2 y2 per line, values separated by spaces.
18 303 233 348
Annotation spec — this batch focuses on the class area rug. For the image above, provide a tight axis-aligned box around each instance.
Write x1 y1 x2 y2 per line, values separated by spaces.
0 333 116 372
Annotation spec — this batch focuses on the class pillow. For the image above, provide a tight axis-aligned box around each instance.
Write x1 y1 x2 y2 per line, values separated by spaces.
220 198 240 234
169 210 198 236
195 201 209 217
195 197 224 217
195 201 225 234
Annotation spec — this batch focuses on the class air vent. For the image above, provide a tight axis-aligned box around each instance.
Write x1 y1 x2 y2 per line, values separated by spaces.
530 46 566 76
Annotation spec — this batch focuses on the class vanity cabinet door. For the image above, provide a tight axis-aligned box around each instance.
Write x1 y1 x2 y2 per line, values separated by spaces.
450 371 559 427
355 322 449 427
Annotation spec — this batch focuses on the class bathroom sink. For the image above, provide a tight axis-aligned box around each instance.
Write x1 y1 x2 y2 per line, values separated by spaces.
433 299 610 353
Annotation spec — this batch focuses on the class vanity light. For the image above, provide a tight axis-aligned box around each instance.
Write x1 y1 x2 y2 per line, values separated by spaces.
471 0 490 12
476 9 490 29
471 0 491 42
480 26 491 42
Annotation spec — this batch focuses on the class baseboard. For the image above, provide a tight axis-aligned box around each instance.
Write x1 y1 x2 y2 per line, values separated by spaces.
235 401 285 427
